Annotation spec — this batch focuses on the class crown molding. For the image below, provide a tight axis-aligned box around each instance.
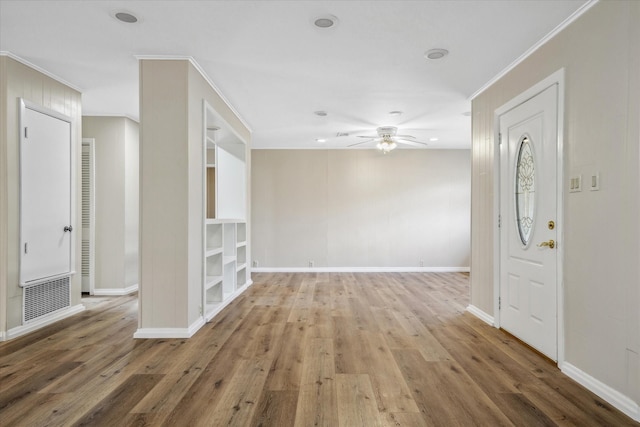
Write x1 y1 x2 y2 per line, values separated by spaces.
469 0 599 100
0 51 83 93
82 113 140 123
135 55 253 133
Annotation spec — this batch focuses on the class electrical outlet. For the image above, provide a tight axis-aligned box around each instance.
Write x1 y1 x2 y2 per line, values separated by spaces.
252 260 258 268
308 260 314 268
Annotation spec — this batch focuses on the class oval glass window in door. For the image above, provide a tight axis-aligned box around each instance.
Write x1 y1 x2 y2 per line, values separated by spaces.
515 136 535 245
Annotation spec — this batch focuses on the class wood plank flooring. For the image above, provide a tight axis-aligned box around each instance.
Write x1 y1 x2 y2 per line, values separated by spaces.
1 272 637 426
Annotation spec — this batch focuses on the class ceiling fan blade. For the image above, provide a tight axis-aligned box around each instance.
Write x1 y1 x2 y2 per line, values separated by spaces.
396 134 417 139
357 135 378 139
348 139 375 147
396 138 428 147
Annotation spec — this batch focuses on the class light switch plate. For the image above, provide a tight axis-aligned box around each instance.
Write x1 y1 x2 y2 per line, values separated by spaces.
569 175 582 192
590 173 600 191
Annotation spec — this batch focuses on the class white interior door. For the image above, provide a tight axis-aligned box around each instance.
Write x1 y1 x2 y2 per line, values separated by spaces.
499 84 558 360
20 102 73 284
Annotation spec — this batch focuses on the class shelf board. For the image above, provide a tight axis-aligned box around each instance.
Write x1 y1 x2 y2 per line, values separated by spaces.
206 163 216 168
236 241 247 248
205 247 223 257
205 218 245 225
223 256 235 265
205 275 223 290
236 263 247 272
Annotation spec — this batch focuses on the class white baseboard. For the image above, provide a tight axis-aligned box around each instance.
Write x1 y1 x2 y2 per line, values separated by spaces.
252 266 470 273
561 362 639 422
93 284 138 296
133 316 205 339
466 304 495 326
133 281 254 339
4 304 85 341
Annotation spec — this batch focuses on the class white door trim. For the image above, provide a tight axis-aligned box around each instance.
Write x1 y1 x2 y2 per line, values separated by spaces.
492 69 565 366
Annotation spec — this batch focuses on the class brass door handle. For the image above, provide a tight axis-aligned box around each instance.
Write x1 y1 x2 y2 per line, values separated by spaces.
537 239 555 249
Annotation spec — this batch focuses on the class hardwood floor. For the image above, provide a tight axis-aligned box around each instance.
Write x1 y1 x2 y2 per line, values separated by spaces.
1 272 637 426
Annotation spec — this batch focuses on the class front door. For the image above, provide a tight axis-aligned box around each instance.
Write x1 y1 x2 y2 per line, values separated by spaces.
499 84 558 361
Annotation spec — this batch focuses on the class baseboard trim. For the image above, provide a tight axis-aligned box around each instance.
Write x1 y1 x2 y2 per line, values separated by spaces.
133 316 205 339
4 304 86 341
561 362 639 422
252 267 470 273
466 304 495 326
93 284 138 296
133 281 254 339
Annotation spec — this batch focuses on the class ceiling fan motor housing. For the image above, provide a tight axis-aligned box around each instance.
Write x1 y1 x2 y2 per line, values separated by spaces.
377 126 398 137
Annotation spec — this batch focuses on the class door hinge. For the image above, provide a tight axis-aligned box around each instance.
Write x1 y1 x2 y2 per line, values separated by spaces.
24 242 28 254
498 214 501 228
498 297 501 310
498 133 502 145
24 127 28 139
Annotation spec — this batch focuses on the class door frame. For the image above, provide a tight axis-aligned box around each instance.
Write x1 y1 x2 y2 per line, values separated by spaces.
18 98 76 286
492 69 566 365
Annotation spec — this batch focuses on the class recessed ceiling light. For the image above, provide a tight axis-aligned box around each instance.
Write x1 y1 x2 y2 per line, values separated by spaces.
429 137 439 142
114 11 138 23
314 110 328 117
389 111 403 117
316 138 327 143
313 15 338 29
424 48 449 60
462 111 472 116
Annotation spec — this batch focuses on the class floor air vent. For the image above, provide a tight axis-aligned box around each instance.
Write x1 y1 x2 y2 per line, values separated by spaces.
24 276 71 323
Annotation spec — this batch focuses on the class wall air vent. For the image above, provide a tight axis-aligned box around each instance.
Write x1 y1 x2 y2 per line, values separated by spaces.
23 276 71 323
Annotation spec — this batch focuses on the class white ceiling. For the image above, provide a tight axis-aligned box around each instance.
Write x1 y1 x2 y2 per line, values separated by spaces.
0 1 589 149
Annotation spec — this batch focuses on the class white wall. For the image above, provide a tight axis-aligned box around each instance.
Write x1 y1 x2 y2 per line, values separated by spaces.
82 116 139 293
251 149 470 269
138 59 250 333
470 0 639 414
124 119 139 288
0 55 83 334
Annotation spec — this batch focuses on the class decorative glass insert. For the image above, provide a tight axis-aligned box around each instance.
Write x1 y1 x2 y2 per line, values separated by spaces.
515 136 535 245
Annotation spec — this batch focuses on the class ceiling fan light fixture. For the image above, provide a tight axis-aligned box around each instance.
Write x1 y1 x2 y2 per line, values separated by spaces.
377 136 397 154
424 48 449 60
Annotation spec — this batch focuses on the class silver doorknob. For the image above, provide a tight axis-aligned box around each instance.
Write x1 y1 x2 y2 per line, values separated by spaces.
64 225 73 232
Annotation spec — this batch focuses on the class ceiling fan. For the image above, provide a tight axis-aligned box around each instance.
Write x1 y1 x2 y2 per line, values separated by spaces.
348 126 428 153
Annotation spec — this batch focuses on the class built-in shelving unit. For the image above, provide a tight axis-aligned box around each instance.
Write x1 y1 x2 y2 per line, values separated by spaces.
202 101 249 322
